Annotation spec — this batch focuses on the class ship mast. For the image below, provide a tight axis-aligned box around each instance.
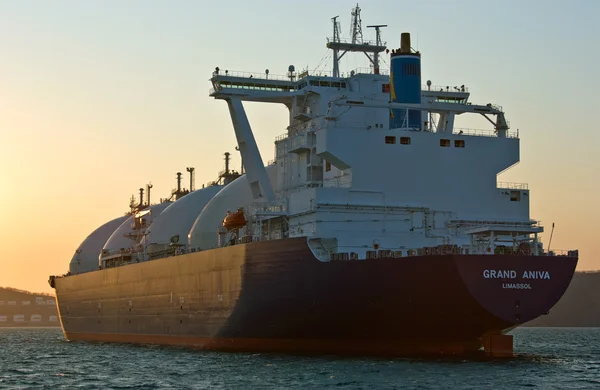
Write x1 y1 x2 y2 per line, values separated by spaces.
330 15 341 78
350 3 363 44
327 3 387 77
367 24 387 75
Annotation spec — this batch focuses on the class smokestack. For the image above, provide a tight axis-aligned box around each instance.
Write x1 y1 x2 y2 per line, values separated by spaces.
400 32 411 53
176 172 182 192
139 188 144 206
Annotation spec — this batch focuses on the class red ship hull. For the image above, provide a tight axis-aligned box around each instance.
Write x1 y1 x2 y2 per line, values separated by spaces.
53 237 577 356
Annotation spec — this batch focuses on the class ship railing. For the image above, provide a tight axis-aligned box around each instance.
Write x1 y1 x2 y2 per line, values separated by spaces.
451 219 540 226
545 249 578 257
348 67 390 76
453 128 518 138
425 85 470 93
210 68 396 91
238 235 262 244
210 84 296 94
250 201 287 216
212 67 391 82
452 219 542 232
210 71 474 95
326 37 386 47
211 69 292 81
288 124 320 134
489 103 504 112
465 224 543 234
497 182 529 190
275 133 288 141
302 67 390 78
323 174 352 188
101 247 137 257
316 123 517 139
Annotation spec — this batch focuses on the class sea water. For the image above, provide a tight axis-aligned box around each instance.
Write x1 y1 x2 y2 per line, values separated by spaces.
0 327 598 389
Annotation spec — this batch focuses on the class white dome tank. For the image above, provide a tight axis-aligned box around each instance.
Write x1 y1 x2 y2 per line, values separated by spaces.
145 185 223 258
188 165 277 250
101 202 172 260
69 215 129 274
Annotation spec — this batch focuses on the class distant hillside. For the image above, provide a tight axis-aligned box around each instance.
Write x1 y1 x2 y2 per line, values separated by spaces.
525 271 600 327
0 287 59 327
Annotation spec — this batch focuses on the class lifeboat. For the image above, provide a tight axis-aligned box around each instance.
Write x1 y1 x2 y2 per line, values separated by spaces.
222 209 247 231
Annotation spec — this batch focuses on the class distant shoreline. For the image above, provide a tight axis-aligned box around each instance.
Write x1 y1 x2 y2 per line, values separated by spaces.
0 325 61 328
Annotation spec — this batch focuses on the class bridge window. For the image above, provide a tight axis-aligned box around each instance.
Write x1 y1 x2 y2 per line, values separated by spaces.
440 139 450 147
325 161 331 172
510 191 521 202
330 82 346 89
385 136 396 144
455 140 465 148
400 137 411 145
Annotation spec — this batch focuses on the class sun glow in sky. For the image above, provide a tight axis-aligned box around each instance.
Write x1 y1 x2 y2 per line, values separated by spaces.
1 0 599 293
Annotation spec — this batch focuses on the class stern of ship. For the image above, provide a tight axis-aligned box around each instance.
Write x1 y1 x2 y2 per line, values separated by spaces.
454 253 577 356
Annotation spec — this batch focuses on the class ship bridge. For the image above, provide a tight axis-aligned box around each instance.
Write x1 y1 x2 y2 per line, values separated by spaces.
209 68 369 105
210 68 471 106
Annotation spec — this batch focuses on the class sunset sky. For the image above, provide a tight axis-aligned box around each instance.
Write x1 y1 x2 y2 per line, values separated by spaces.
1 0 599 293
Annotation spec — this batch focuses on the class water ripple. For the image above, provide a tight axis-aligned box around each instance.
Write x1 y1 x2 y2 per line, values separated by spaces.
0 328 599 389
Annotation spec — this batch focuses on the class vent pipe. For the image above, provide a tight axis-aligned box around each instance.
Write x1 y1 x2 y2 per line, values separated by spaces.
186 167 195 192
176 172 182 192
224 152 231 174
146 184 152 205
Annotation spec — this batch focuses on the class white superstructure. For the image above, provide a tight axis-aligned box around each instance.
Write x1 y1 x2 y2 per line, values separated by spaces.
206 6 549 261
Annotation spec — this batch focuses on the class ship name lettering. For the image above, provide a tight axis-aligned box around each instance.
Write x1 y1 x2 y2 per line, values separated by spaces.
483 269 516 279
483 270 551 280
502 283 532 290
522 271 550 280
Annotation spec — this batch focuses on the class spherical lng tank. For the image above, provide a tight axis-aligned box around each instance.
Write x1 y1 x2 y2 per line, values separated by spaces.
100 202 172 263
68 215 129 274
188 165 277 251
144 185 223 258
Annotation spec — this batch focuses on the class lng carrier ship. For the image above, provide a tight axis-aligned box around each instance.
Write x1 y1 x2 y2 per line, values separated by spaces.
50 5 578 357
